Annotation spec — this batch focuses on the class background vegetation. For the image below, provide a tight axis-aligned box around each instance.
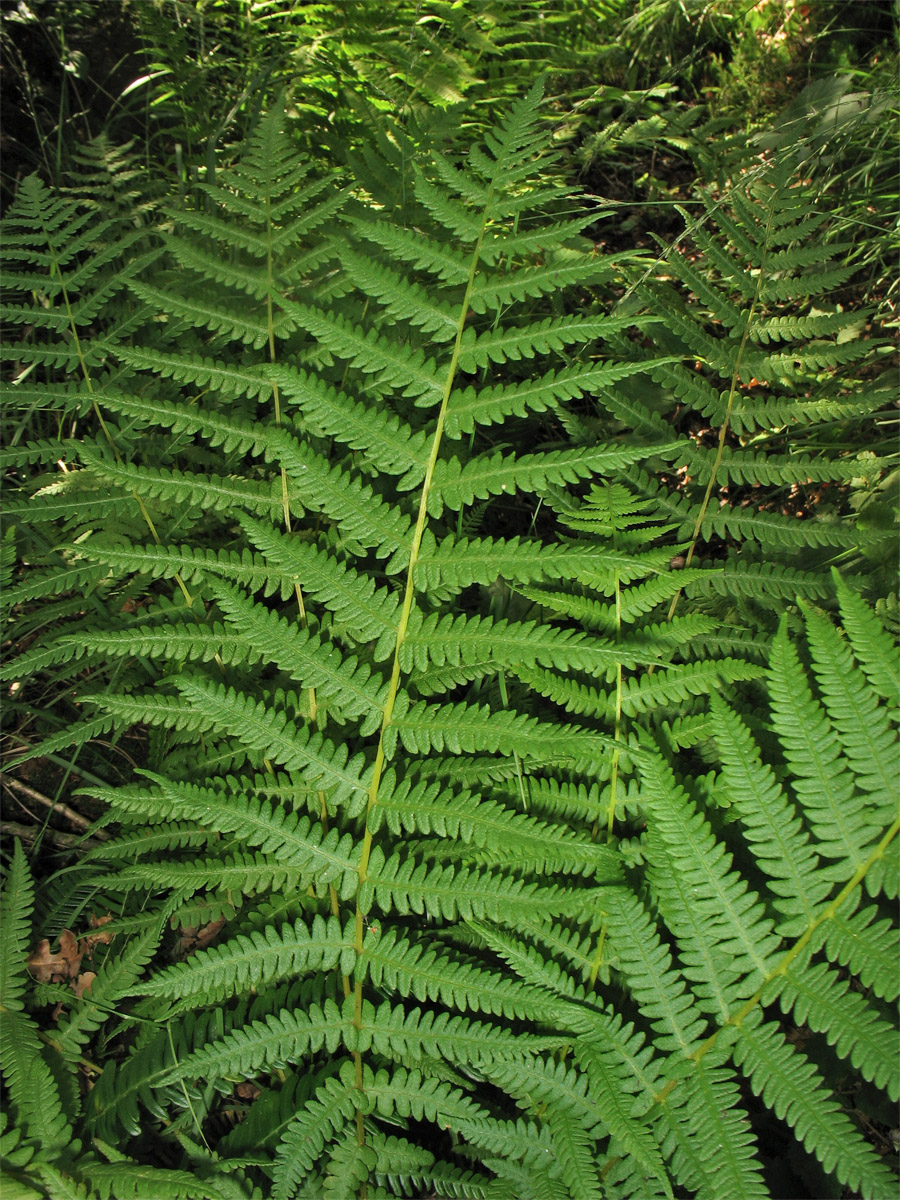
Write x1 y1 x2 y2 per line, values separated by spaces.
1 2 897 1198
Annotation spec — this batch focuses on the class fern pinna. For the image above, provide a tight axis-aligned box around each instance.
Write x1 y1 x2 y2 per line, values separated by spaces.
1 84 897 1200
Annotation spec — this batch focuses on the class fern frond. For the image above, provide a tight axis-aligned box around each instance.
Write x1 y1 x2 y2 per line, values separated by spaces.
812 904 899 1003
775 960 899 1098
0 849 73 1154
77 446 279 519
141 914 352 1007
574 1036 673 1199
129 280 288 349
113 347 274 401
414 534 601 591
444 360 669 438
457 313 653 373
0 842 36 1014
428 441 674 515
268 365 431 482
96 678 373 811
89 772 362 894
208 577 388 728
833 569 900 706
359 925 561 1021
389 699 612 760
709 694 827 936
358 998 566 1067
54 926 162 1064
164 999 347 1086
799 596 899 815
600 887 709 1055
768 617 885 869
284 302 445 404
362 848 567 922
732 1011 897 1198
401 610 621 675
544 1099 604 1200
272 1069 362 1200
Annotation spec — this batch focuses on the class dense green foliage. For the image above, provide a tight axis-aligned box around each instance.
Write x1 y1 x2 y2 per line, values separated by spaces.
1 3 897 1198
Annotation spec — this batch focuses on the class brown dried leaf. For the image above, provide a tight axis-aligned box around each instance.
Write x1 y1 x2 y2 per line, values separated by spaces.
84 913 115 954
27 939 69 983
178 917 226 957
58 930 84 977
27 931 83 984
194 918 226 950
72 971 97 999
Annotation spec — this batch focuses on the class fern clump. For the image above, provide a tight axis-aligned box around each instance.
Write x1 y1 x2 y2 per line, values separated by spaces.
1 81 897 1200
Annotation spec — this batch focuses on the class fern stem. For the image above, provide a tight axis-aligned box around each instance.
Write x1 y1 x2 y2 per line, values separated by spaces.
350 197 493 1130
355 200 492 856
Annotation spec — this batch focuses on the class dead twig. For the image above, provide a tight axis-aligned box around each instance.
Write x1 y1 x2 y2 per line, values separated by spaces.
1 819 105 853
0 773 108 840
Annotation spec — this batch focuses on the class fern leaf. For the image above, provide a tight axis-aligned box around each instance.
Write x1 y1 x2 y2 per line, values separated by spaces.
414 534 601 591
812 905 900 1003
619 659 764 716
362 848 566 922
733 1010 898 1198
271 430 414 562
174 678 372 810
208 578 388 729
139 915 353 1005
709 694 828 936
544 1100 604 1200
662 1060 768 1200
283 302 444 403
359 924 563 1021
0 850 73 1153
833 570 900 706
322 1130 376 1200
799 597 899 816
389 699 612 761
401 610 621 676
340 246 460 340
114 347 274 401
600 888 708 1055
84 1161 233 1200
775 961 899 1098
129 280 288 349
768 617 884 868
272 1069 362 1200
444 360 667 438
362 1063 485 1127
574 1037 673 1199
428 442 674 515
0 842 35 1014
267 365 431 482
110 851 310 898
457 314 654 373
90 772 362 895
239 517 401 652
77 446 279 519
54 926 161 1064
356 998 566 1066
164 1000 347 1085
639 747 780 1012
348 217 471 284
